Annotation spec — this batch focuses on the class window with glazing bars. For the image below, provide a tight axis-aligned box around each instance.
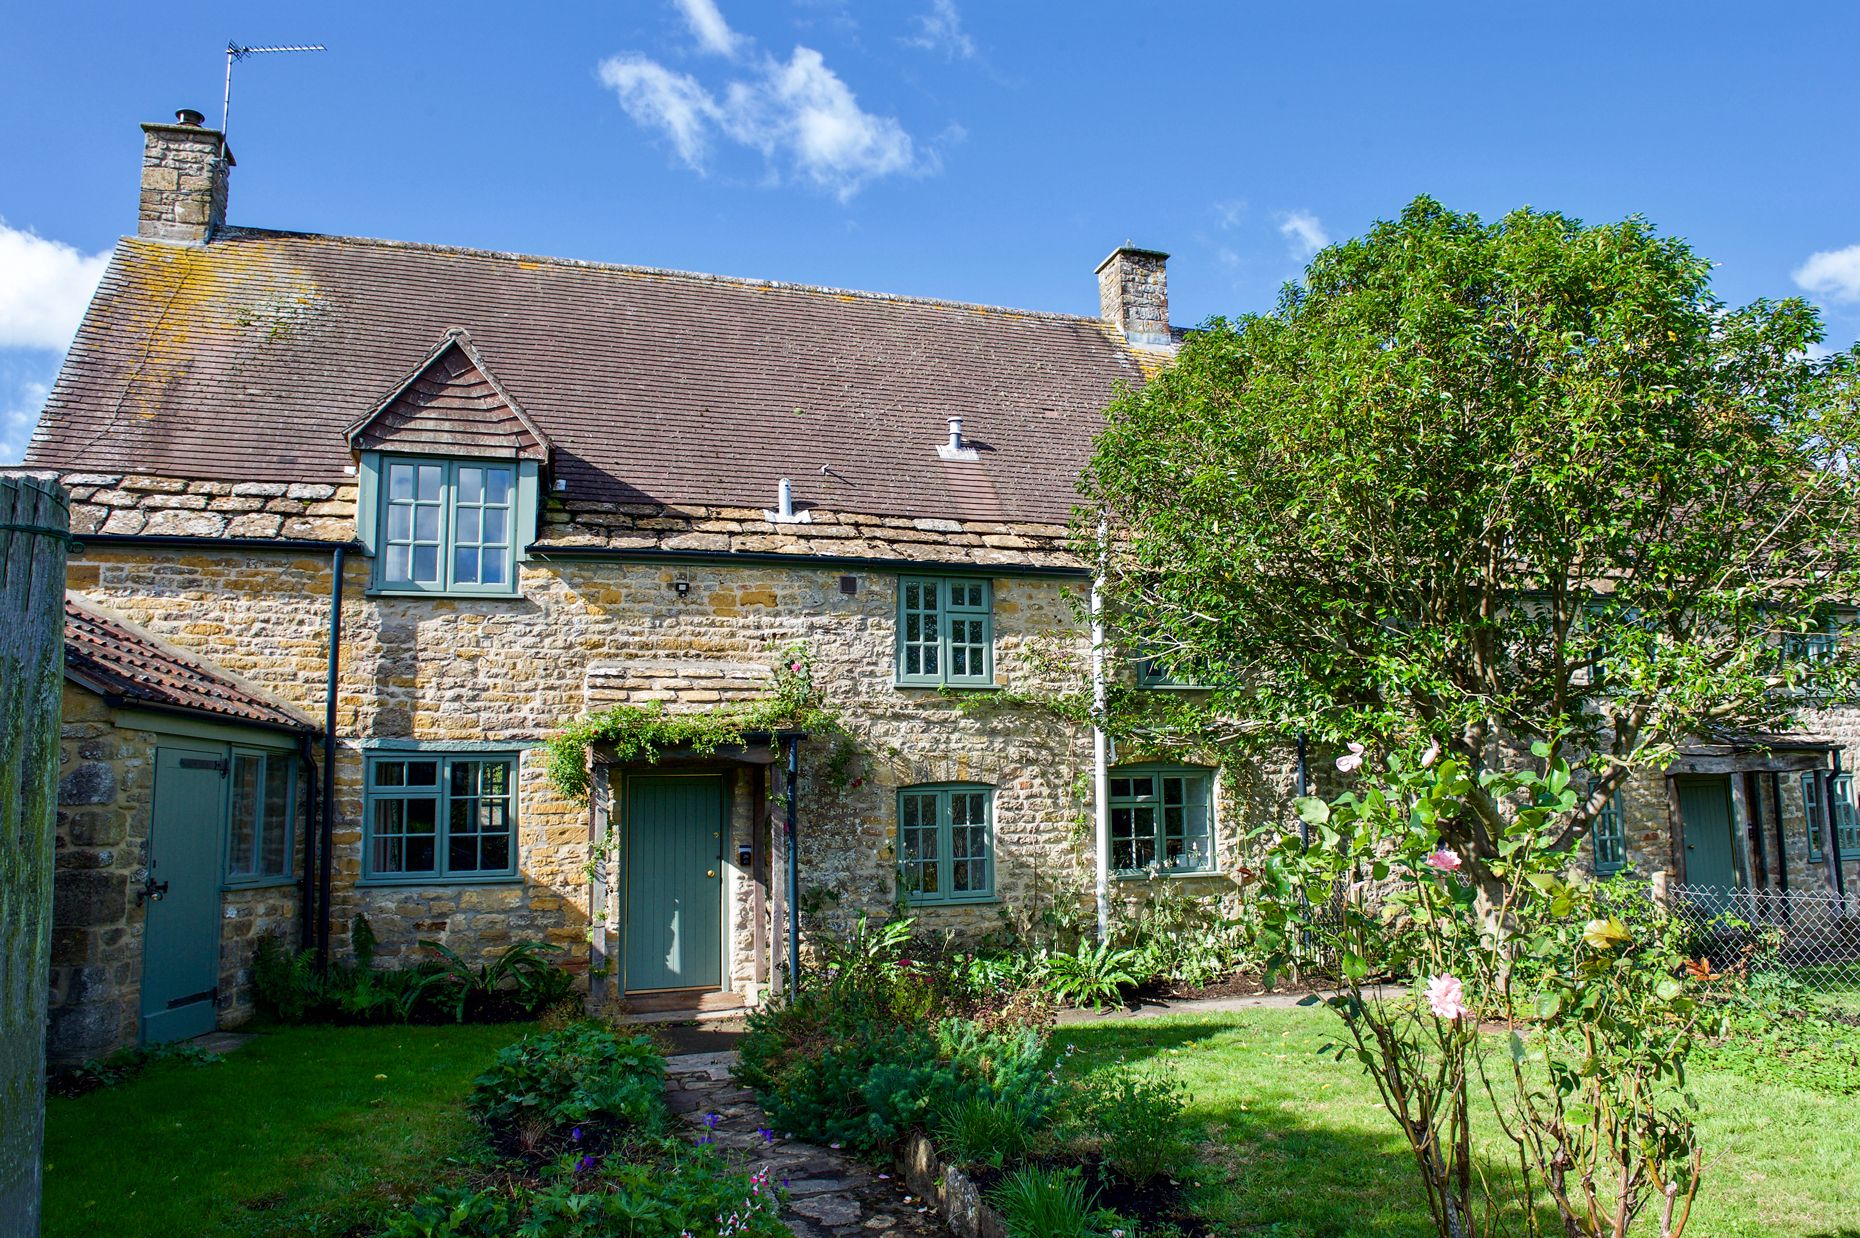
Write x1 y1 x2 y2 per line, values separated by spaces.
1801 771 1859 862
1590 791 1627 875
226 750 294 883
365 753 517 881
378 458 517 593
1108 767 1215 875
897 784 994 903
896 577 993 686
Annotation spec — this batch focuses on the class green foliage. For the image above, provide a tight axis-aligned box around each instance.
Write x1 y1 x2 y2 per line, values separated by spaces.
48 1041 221 1098
933 1094 1037 1170
469 1023 665 1142
377 1152 784 1238
413 940 575 1023
251 931 573 1027
989 1166 1102 1238
1041 941 1140 1010
1060 1061 1191 1184
544 644 851 802
1083 194 1860 868
1256 749 1708 1237
1117 882 1253 989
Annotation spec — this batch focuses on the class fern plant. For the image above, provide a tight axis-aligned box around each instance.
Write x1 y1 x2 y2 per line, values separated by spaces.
1041 942 1139 1010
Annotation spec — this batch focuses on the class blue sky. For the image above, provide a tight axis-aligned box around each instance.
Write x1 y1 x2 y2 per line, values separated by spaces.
4 1 1858 463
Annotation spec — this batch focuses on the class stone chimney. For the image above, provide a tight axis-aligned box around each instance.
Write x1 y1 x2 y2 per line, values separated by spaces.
138 109 232 244
1095 245 1171 348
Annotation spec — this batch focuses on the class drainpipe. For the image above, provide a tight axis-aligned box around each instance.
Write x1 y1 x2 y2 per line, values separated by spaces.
1830 750 1848 905
1090 517 1111 944
297 732 318 950
1770 770 1791 926
784 736 801 996
1295 733 1310 847
317 545 344 970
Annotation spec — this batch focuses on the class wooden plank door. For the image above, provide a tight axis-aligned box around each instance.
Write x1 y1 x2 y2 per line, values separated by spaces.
623 775 724 992
141 746 227 1043
1676 775 1741 891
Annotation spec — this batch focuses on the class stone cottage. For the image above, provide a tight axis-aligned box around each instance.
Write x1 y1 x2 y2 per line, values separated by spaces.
20 110 1859 1059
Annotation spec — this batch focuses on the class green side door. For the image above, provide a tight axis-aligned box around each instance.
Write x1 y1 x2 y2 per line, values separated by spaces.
142 745 227 1044
1676 775 1742 891
623 775 724 993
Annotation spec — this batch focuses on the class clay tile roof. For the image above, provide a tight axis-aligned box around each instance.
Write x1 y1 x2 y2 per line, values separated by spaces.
25 229 1156 525
63 593 315 734
347 328 550 462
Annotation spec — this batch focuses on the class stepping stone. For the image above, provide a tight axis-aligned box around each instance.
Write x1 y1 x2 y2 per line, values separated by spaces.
793 1194 864 1227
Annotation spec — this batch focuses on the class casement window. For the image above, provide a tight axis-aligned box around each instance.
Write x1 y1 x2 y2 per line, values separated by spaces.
226 749 294 885
363 753 518 882
1109 765 1216 875
374 458 517 593
896 784 995 904
896 577 994 687
1135 650 1204 689
1590 791 1627 876
1801 772 1858 863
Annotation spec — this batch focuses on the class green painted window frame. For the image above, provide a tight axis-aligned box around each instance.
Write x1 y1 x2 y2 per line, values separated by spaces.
1590 791 1627 876
896 783 996 904
1135 651 1204 689
1108 764 1217 876
356 452 539 597
223 747 295 888
361 751 520 885
1801 771 1858 863
895 576 994 687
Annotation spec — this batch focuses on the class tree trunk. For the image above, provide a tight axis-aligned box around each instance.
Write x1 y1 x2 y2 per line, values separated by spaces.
0 474 69 1234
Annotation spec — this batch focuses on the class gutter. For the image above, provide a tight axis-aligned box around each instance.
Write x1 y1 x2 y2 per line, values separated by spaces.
74 533 359 553
526 544 1090 580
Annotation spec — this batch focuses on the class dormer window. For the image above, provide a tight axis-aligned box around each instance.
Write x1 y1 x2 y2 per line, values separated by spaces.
378 457 517 592
347 328 551 599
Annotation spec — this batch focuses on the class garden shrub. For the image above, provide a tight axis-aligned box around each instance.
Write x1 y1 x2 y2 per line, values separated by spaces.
470 1023 665 1143
989 1165 1108 1238
934 1094 1037 1170
48 1041 221 1098
1060 1061 1191 1184
251 929 574 1027
377 1152 783 1238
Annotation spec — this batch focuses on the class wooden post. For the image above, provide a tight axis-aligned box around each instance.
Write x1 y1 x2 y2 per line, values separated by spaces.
0 474 69 1234
587 756 611 1012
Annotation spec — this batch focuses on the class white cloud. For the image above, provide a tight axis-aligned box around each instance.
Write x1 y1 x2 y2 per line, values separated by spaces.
1277 210 1330 260
0 221 110 351
673 0 745 58
1794 244 1860 303
1213 199 1247 230
598 55 719 168
903 0 975 59
598 7 927 200
0 355 58 466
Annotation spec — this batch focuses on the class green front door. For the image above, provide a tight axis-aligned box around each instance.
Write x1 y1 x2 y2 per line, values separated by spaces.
1677 775 1742 891
142 745 227 1043
623 775 724 992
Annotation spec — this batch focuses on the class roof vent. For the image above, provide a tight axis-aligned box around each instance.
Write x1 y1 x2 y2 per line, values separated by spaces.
763 476 812 525
175 108 206 127
937 416 979 462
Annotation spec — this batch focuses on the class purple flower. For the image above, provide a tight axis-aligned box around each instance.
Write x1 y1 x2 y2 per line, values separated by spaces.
571 1126 583 1142
575 1154 596 1173
757 1126 775 1143
704 1112 721 1131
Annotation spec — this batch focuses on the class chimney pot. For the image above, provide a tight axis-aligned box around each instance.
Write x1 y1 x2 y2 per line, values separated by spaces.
1095 245 1173 349
138 108 231 245
948 417 964 452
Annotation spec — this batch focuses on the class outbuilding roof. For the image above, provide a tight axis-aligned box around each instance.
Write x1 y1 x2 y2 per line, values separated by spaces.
27 229 1155 526
64 593 315 734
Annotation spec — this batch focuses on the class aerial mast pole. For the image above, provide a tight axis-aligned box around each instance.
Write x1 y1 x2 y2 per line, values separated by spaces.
221 41 327 153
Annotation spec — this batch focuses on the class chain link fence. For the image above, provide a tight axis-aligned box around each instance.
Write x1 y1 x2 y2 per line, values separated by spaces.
1662 881 1860 1007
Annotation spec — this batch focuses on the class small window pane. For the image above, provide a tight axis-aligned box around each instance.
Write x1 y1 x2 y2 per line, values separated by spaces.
412 545 439 582
483 507 507 545
456 507 482 543
454 546 480 582
228 753 261 875
388 464 415 500
416 465 443 500
407 761 439 787
261 754 292 877
375 761 406 788
486 469 512 504
458 467 484 503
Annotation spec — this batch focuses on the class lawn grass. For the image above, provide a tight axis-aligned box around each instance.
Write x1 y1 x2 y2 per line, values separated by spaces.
42 1021 534 1237
1063 1008 1860 1238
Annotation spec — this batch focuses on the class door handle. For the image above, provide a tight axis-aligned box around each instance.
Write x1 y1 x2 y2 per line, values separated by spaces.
706 869 717 879
137 877 170 906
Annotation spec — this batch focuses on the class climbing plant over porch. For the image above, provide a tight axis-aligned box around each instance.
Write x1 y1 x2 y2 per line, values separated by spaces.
543 644 853 803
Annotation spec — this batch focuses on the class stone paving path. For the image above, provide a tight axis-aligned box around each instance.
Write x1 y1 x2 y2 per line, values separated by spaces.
663 1050 949 1238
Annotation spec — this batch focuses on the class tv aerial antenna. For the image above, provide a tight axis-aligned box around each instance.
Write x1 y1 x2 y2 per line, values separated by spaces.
221 41 326 151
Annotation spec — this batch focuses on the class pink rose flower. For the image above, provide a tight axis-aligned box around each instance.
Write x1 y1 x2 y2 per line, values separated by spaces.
1424 849 1461 872
1426 974 1472 1021
1335 741 1366 773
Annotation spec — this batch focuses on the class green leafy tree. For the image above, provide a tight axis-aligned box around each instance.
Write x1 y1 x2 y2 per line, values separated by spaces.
1083 196 1860 885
